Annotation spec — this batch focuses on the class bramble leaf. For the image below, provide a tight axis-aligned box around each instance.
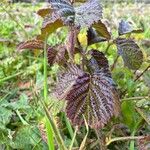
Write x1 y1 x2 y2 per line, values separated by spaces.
17 40 67 66
38 13 64 40
88 50 111 76
87 28 107 45
93 20 111 40
118 20 143 36
48 0 75 25
75 0 103 28
17 39 45 51
37 7 52 18
54 51 120 129
47 45 67 66
116 38 143 70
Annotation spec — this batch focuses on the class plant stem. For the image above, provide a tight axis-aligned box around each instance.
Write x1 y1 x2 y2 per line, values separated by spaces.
111 55 119 71
106 136 145 146
64 114 78 147
42 37 67 150
121 96 149 102
44 38 48 104
95 130 107 150
104 42 112 54
69 126 78 150
134 65 150 82
0 71 23 84
42 103 67 150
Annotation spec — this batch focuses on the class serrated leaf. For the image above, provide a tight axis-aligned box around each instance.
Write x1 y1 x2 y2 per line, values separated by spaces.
17 39 45 51
87 28 106 45
88 50 111 76
116 38 143 70
37 7 52 18
48 0 75 25
17 40 66 66
38 13 64 40
118 20 143 36
0 107 12 126
93 20 111 40
75 0 102 28
47 45 67 66
54 55 120 128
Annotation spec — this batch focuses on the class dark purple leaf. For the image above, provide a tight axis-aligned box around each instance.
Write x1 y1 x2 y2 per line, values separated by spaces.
75 0 103 28
17 39 45 51
87 28 107 45
118 20 143 36
54 59 120 128
116 38 143 70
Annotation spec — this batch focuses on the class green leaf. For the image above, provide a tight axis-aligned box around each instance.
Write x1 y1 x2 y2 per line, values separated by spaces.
0 107 12 127
2 93 30 110
93 20 111 40
10 126 32 150
121 101 138 131
116 38 143 70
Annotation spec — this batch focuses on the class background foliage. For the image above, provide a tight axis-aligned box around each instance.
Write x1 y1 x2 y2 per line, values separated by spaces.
0 1 150 150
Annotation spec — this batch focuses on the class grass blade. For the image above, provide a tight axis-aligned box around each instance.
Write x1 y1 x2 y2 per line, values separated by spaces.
69 126 78 150
45 117 55 150
79 116 89 150
42 37 67 150
64 113 78 147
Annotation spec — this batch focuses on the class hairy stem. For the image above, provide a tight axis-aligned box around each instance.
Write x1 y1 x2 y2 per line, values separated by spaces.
134 65 150 82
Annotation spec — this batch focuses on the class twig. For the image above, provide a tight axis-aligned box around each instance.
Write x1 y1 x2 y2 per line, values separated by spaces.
134 65 150 82
106 136 145 146
121 65 150 97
